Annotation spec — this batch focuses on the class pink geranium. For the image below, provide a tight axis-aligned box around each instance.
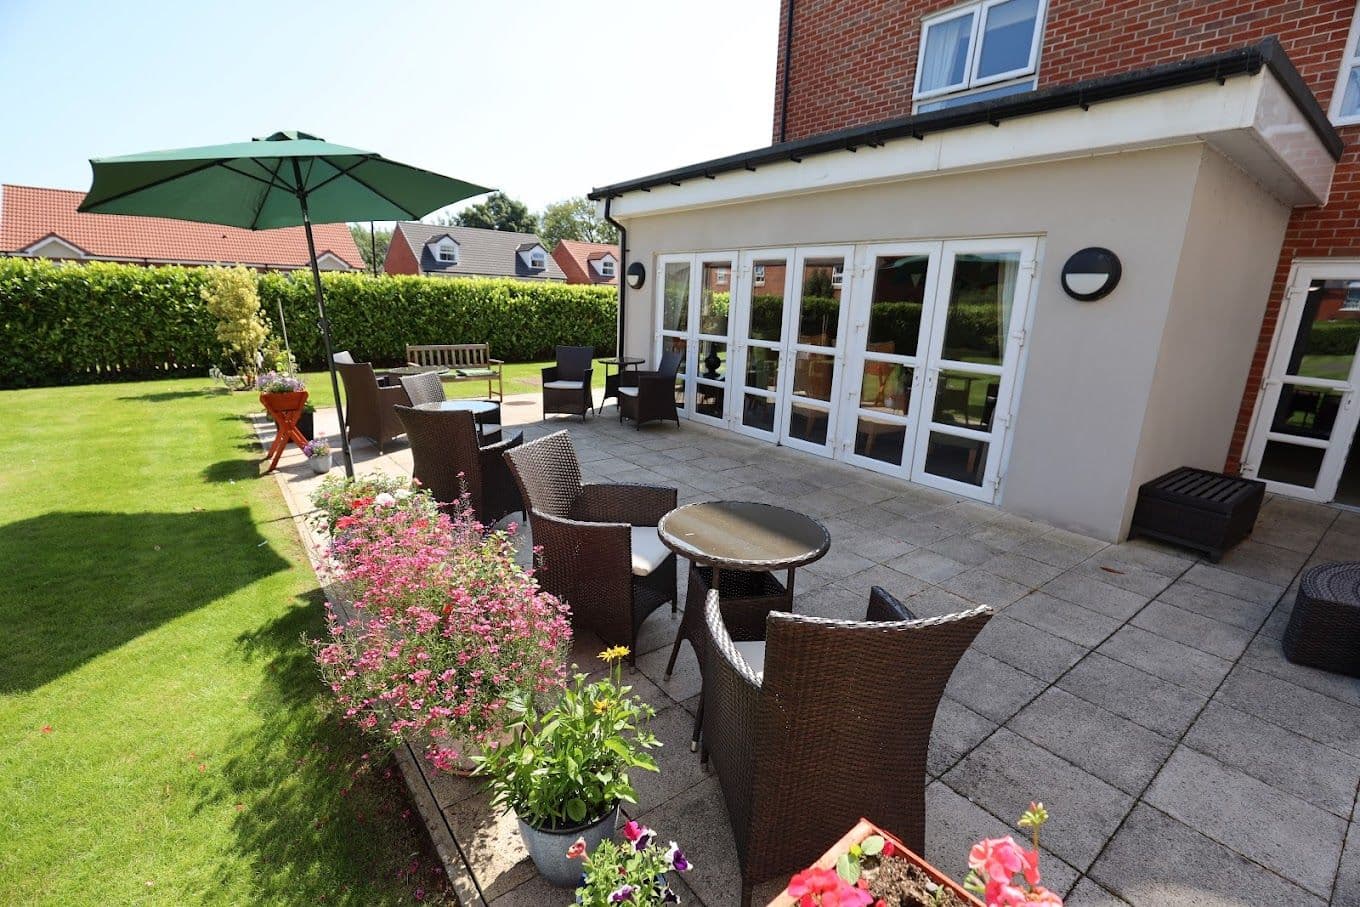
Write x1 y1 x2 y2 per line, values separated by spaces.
965 804 1063 907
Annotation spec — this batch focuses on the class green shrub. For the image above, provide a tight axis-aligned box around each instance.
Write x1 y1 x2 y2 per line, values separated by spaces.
1304 320 1360 356
0 258 618 388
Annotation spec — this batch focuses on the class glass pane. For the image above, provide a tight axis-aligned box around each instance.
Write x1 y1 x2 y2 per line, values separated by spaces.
916 79 1035 112
1258 440 1326 489
695 383 725 419
749 259 787 341
744 346 780 391
932 370 999 431
866 255 929 355
919 12 974 93
859 362 912 417
700 262 731 336
792 351 835 401
663 262 690 332
855 417 906 465
1284 280 1360 380
924 432 989 486
976 0 1039 79
742 394 776 433
1269 387 1344 440
942 252 1021 365
661 336 687 376
797 258 843 345
1342 66 1360 117
788 402 830 446
697 341 728 382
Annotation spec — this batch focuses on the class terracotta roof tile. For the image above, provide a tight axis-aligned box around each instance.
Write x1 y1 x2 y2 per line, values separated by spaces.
551 239 619 285
0 184 365 269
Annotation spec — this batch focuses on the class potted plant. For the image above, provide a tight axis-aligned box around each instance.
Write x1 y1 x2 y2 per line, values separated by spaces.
313 487 572 775
311 473 420 534
772 805 1061 907
570 822 691 905
257 370 307 417
302 437 331 474
474 647 661 887
298 401 316 440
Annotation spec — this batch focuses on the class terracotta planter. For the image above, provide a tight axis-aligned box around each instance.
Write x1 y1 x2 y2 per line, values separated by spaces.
259 390 309 414
767 818 981 907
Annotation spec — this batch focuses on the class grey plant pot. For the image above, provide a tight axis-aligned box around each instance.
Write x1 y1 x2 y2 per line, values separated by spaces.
307 454 331 475
517 802 619 888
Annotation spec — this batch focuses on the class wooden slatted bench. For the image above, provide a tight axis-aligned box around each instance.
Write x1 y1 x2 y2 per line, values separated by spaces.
1130 467 1264 561
406 343 504 401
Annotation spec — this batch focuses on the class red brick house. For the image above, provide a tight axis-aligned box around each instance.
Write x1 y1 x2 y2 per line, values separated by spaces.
592 2 1360 539
551 239 620 285
0 184 364 271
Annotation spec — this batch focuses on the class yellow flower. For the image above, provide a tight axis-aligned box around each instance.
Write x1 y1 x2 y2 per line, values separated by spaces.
593 699 612 714
598 646 630 663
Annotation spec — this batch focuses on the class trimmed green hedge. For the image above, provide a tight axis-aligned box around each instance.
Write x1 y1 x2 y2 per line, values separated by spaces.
0 258 618 388
1305 320 1360 356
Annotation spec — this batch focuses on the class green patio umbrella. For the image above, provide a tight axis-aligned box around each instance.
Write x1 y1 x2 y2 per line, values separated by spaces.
79 130 492 477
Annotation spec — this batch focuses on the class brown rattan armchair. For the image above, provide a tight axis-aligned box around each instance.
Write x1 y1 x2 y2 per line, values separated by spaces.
701 587 993 906
336 361 410 453
399 372 445 407
618 350 682 429
394 405 523 526
503 431 677 658
542 345 595 419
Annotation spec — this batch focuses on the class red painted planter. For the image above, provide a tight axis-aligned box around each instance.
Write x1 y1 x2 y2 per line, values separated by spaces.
259 390 310 472
767 818 982 907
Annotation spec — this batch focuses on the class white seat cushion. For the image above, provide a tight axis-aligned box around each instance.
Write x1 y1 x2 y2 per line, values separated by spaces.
630 526 670 577
618 386 639 397
733 641 766 680
544 379 585 390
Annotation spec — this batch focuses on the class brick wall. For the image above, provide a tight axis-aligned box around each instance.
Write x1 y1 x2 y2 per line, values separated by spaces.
772 0 1360 473
383 230 420 276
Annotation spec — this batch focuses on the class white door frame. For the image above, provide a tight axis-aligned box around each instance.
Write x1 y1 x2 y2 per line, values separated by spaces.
1242 260 1360 501
653 251 738 425
837 241 943 477
910 237 1039 503
778 245 857 457
729 248 797 441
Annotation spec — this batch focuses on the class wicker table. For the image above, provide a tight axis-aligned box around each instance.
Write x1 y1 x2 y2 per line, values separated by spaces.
600 356 645 408
415 399 502 442
1284 562 1360 677
657 501 830 750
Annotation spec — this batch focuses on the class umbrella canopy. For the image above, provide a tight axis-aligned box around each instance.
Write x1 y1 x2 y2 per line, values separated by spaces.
79 131 493 477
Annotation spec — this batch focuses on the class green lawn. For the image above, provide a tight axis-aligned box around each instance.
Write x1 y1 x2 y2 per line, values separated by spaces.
0 379 450 904
295 358 611 408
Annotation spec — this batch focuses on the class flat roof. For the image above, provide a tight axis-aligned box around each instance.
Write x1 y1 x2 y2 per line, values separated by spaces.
589 38 1341 201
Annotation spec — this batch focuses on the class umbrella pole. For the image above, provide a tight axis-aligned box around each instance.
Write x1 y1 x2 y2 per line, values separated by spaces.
294 171 354 478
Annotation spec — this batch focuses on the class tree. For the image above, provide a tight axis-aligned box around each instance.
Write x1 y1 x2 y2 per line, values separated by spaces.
201 266 269 379
538 196 619 249
349 223 392 274
445 192 538 233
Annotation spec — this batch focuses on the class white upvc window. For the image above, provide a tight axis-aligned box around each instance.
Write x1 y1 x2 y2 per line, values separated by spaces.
531 251 546 268
831 263 844 288
715 268 729 285
436 240 457 263
754 264 766 287
599 258 616 277
914 0 1046 111
1330 3 1360 125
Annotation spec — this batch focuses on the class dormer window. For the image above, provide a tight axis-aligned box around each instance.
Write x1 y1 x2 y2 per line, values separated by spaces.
434 238 458 264
530 251 546 269
599 258 616 278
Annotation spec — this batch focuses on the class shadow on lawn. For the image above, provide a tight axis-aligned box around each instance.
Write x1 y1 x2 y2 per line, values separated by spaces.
116 389 217 403
0 508 290 693
202 458 260 484
207 593 452 904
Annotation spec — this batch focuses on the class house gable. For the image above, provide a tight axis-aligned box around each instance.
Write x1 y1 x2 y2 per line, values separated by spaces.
22 233 87 259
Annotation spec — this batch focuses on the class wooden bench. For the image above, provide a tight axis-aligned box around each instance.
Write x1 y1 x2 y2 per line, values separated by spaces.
405 343 504 401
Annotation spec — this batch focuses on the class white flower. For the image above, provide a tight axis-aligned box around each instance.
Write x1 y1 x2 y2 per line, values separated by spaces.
373 492 397 507
394 488 412 500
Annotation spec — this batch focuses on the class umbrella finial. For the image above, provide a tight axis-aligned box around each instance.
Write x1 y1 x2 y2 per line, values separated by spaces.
257 130 324 143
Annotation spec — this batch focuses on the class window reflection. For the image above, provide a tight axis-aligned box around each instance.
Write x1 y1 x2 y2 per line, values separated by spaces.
798 259 843 345
924 433 988 486
932 370 999 431
859 363 912 416
1284 280 1360 380
942 253 1021 365
866 255 929 356
749 260 787 341
663 262 690 332
700 262 731 336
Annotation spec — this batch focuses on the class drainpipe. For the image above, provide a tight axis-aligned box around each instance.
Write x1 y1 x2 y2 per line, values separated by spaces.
779 0 796 143
604 196 627 359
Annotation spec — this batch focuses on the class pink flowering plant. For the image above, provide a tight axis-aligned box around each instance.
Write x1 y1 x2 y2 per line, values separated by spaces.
963 804 1062 907
311 472 428 533
311 485 571 772
570 821 691 905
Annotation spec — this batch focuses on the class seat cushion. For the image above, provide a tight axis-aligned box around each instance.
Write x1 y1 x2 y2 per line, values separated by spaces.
630 526 670 577
618 386 639 397
544 380 585 390
733 641 766 680
459 367 495 378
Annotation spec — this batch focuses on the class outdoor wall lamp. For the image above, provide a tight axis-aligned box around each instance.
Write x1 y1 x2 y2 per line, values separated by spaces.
626 261 646 289
1061 247 1121 301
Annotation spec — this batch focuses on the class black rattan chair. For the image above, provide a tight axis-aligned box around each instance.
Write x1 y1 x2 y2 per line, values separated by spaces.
336 361 410 453
399 372 445 407
394 405 523 526
619 350 682 429
503 431 677 658
701 587 992 906
542 346 595 420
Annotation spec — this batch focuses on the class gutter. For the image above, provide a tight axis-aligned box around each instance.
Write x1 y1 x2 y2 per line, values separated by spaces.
589 37 1342 201
603 196 628 358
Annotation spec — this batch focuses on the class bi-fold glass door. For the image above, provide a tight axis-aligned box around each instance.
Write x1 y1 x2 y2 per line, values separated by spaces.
655 252 738 426
730 249 795 440
781 246 855 456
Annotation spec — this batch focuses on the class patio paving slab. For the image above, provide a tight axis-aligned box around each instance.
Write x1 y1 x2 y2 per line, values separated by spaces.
1153 579 1275 632
939 567 1032 608
969 614 1088 683
1040 572 1151 621
1056 653 1207 738
1143 746 1347 896
943 648 1047 724
1064 878 1131 906
1337 820 1360 907
1089 803 1327 907
927 696 998 777
1181 562 1285 606
1005 591 1122 648
1094 624 1233 694
1128 598 1255 660
978 551 1066 588
1216 664 1360 759
1237 630 1360 708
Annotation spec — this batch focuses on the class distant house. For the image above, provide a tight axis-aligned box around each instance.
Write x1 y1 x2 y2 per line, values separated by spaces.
383 222 566 282
0 183 364 270
551 240 619 286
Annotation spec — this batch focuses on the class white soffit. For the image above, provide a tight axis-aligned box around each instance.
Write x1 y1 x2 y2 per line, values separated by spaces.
608 69 1334 220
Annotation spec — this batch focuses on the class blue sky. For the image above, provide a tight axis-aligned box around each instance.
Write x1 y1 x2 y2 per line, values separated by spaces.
0 0 778 217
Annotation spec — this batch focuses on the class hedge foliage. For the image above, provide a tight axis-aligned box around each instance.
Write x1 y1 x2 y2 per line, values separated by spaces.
0 258 618 388
1305 320 1360 356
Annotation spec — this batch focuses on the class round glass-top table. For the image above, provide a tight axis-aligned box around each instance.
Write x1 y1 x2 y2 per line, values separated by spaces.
414 399 498 417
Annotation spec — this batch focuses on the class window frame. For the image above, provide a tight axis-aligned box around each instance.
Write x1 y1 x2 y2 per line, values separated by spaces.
913 0 1047 107
599 258 616 277
1328 1 1360 126
530 251 546 269
436 241 458 263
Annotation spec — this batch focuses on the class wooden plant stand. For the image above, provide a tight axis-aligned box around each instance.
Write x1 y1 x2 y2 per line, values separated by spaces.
260 390 310 473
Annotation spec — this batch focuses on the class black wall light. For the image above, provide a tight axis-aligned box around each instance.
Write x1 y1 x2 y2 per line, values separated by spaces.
1061 247 1121 301
625 261 646 289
